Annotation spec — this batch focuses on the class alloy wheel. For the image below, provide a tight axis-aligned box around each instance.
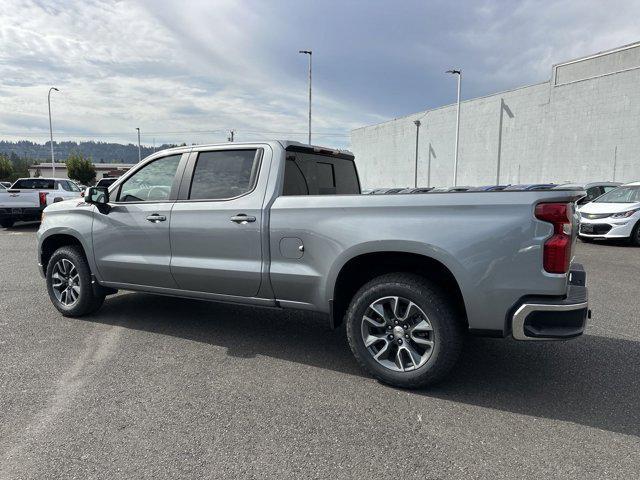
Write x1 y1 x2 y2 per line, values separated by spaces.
361 296 434 372
51 258 81 306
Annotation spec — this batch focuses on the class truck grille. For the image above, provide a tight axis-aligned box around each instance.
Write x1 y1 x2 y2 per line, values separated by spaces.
580 224 612 235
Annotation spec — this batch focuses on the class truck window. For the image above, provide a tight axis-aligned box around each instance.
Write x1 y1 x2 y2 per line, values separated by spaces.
189 149 259 200
118 154 181 202
13 179 55 189
282 152 360 195
283 159 309 195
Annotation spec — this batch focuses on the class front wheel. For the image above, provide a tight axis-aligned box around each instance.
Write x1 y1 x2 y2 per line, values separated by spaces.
345 273 463 388
46 246 105 317
631 222 640 246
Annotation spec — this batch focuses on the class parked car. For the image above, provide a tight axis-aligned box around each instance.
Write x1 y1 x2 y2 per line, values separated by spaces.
551 182 621 206
38 141 588 388
578 181 640 245
95 177 118 188
398 187 435 194
0 178 83 228
429 186 473 192
467 185 509 191
503 183 557 191
371 187 406 194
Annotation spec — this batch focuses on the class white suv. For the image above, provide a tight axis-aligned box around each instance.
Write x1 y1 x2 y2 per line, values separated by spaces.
578 181 640 245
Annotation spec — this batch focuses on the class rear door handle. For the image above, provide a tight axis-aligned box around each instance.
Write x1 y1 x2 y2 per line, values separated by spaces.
230 214 256 224
146 214 166 223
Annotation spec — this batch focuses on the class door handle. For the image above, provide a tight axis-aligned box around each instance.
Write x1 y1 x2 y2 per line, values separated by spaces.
230 214 256 224
146 214 166 223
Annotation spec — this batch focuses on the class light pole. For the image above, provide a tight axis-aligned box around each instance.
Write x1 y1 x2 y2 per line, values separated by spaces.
413 120 421 187
446 69 462 186
136 127 141 162
48 87 59 177
299 50 312 144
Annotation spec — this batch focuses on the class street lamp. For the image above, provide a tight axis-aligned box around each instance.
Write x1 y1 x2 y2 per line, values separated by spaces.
446 69 462 186
48 87 59 177
413 120 421 188
299 50 312 144
136 127 141 162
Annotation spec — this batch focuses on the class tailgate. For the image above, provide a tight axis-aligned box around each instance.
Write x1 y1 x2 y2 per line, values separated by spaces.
0 191 41 208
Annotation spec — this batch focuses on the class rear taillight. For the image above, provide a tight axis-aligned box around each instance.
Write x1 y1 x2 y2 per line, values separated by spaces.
535 202 572 274
39 191 48 207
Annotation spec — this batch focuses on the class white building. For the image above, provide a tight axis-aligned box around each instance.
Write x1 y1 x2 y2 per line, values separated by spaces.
28 162 134 181
351 41 640 188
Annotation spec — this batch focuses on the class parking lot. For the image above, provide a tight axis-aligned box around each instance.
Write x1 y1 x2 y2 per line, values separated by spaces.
0 223 638 479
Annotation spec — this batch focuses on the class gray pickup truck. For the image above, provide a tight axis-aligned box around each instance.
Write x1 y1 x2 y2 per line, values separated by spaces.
37 141 589 387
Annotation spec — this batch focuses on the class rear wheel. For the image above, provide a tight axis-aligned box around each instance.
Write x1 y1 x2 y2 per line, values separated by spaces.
46 246 105 317
0 219 14 228
345 273 463 388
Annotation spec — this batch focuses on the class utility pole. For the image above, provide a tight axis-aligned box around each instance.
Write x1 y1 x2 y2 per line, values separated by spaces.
446 69 462 186
228 130 235 142
136 127 141 162
48 87 59 177
413 120 421 187
299 50 312 144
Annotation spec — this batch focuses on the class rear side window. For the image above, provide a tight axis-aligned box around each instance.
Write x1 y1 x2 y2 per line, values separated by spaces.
282 152 359 196
13 179 55 189
189 149 260 200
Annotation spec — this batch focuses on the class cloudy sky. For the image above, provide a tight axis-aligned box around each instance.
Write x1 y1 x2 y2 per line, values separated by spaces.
1 0 639 148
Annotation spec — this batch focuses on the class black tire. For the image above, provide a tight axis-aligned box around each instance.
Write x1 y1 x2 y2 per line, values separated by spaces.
0 219 14 228
345 273 463 389
46 246 105 317
631 221 640 247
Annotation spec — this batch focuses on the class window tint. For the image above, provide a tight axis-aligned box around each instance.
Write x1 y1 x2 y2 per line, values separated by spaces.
316 162 336 194
283 159 309 195
59 180 72 191
13 178 55 189
118 154 181 202
282 152 360 196
189 150 259 200
603 186 617 193
68 181 81 192
594 186 640 203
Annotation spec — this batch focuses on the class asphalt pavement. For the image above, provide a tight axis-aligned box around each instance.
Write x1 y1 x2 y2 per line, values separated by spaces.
0 223 638 479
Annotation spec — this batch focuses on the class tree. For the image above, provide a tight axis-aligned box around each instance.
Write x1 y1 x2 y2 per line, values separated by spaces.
66 152 96 185
0 154 13 180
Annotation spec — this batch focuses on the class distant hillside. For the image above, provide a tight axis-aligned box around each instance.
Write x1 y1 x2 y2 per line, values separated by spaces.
0 140 180 164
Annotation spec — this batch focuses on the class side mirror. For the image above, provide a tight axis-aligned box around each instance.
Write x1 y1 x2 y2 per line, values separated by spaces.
85 186 109 205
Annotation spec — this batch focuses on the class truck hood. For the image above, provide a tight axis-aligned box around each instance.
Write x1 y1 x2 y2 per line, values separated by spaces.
43 198 91 213
579 201 640 215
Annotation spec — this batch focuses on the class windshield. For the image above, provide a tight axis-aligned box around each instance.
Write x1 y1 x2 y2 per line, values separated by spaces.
594 186 640 203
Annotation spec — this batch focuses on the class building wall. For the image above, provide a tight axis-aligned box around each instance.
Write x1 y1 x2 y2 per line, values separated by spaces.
351 42 640 188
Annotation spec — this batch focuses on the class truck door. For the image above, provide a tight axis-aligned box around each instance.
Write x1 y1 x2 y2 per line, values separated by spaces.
169 147 266 297
92 153 186 288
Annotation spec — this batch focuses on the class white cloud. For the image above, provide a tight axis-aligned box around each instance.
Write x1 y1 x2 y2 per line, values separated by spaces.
0 0 639 149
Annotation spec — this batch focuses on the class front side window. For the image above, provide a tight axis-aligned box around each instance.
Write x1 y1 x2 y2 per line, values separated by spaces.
68 181 81 192
58 181 72 191
189 149 259 200
118 154 181 202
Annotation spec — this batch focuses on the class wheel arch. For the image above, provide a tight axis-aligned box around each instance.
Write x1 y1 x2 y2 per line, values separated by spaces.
39 230 93 276
329 247 468 330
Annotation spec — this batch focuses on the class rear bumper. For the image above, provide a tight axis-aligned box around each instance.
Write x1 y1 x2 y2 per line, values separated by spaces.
0 206 44 221
511 264 589 341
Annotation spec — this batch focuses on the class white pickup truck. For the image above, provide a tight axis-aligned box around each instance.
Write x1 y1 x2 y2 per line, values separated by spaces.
0 177 82 228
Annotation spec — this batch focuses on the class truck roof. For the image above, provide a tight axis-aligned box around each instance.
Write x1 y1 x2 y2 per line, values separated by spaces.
155 140 354 158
